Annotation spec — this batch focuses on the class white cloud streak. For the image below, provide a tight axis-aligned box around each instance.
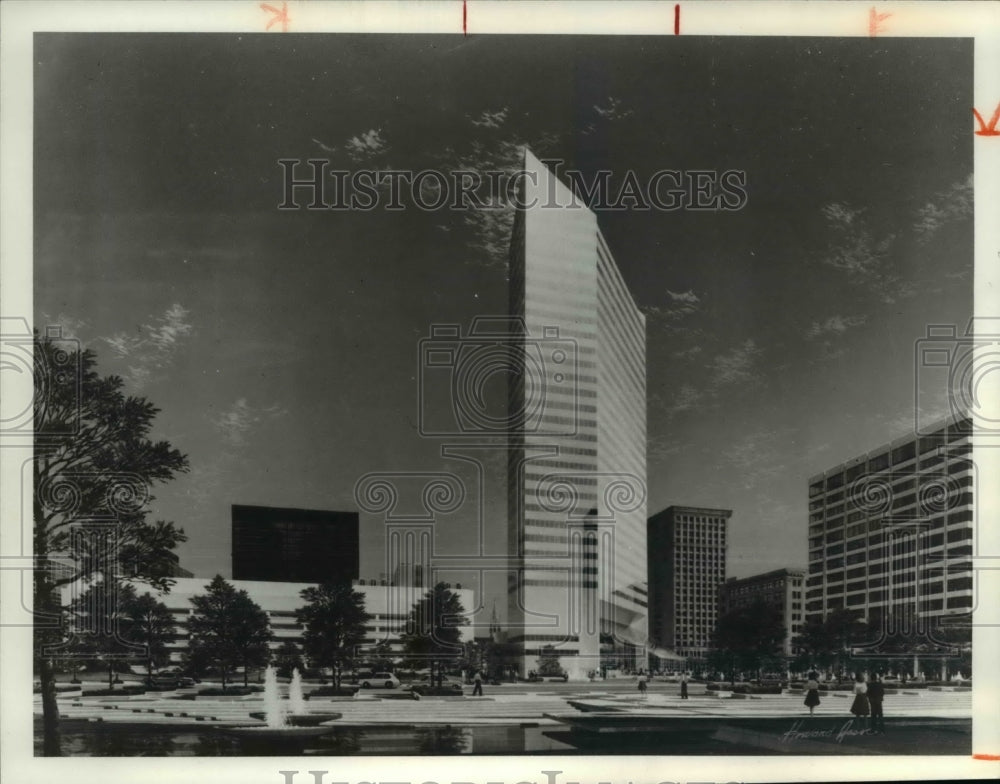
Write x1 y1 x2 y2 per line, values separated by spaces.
806 314 868 340
101 304 194 390
212 398 288 448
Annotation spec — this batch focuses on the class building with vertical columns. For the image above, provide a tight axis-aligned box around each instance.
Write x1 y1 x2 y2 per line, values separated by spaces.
507 149 647 679
647 505 730 667
805 414 974 634
718 568 805 656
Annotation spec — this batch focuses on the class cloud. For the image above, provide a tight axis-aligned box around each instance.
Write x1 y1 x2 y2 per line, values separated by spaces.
212 398 288 448
670 383 702 415
665 289 701 315
806 314 868 340
469 108 509 129
647 383 705 429
710 339 762 388
461 200 516 270
312 137 338 153
642 290 703 330
101 304 193 390
592 97 634 122
38 312 88 342
672 344 703 360
913 174 973 243
723 427 796 490
345 128 389 161
819 203 909 304
435 134 560 270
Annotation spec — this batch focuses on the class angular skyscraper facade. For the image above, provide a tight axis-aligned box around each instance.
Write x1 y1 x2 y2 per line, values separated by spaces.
507 150 647 679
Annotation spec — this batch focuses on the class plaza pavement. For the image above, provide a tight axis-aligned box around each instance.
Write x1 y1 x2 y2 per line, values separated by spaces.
38 682 972 728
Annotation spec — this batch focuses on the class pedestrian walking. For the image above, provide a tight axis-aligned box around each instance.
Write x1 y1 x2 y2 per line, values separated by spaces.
637 671 648 697
849 672 870 718
680 672 689 700
867 673 885 732
472 671 483 697
803 671 821 716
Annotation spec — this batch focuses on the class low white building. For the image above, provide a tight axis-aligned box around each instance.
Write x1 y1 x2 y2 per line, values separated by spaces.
126 576 475 665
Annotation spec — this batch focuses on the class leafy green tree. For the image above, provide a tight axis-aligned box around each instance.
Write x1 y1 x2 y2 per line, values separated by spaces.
295 582 370 688
792 607 867 677
400 582 468 687
359 639 397 674
459 639 486 678
67 581 143 690
484 640 521 681
536 645 565 677
125 591 176 678
33 335 188 755
187 576 272 689
710 599 786 684
855 610 972 680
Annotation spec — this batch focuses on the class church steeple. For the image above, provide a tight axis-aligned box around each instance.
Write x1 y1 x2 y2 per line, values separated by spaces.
489 600 501 642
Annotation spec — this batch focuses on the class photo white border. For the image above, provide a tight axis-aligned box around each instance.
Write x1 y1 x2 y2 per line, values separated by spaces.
2 1 998 782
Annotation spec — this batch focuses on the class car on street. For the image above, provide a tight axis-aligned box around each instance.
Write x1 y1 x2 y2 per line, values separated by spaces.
354 671 400 689
145 673 197 690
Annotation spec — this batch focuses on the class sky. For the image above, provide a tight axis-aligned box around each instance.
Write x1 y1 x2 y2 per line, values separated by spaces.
34 33 973 614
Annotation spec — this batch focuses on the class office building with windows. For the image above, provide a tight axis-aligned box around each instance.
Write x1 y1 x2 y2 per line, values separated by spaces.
647 505 731 666
718 568 805 656
231 504 359 584
507 149 647 679
806 414 974 631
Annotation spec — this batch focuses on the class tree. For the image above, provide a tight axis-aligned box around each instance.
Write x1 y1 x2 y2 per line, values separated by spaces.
854 610 971 679
484 640 521 681
792 607 867 677
536 645 565 678
295 582 370 688
187 576 272 690
274 640 305 679
359 639 397 674
33 335 189 755
710 600 786 684
67 581 143 690
460 640 483 675
400 582 468 687
125 591 176 678
68 582 175 685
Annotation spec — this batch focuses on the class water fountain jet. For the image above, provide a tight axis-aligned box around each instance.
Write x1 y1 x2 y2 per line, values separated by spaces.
225 666 340 739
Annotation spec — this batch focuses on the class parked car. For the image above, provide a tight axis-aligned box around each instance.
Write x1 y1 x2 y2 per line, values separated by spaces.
354 672 400 689
145 673 197 690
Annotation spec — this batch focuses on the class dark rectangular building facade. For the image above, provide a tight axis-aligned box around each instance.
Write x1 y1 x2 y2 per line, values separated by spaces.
232 504 359 584
718 567 805 656
647 505 731 663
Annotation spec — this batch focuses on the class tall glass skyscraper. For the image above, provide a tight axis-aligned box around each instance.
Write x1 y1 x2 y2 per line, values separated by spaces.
506 150 647 679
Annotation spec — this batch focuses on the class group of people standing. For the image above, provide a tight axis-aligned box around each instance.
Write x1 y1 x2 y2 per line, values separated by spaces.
802 671 886 732
636 671 689 698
